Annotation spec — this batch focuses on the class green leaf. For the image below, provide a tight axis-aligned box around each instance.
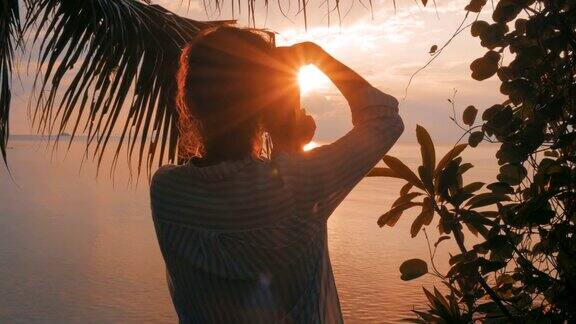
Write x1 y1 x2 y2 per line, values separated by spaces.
410 197 434 238
465 192 511 209
433 288 450 310
482 104 503 121
458 163 474 175
462 182 484 194
487 182 514 194
479 24 508 49
493 0 522 23
418 166 434 195
411 310 438 322
461 210 494 232
468 131 484 147
383 155 425 190
400 183 413 196
410 217 424 238
434 235 450 248
464 222 479 236
416 125 435 192
465 0 487 12
474 235 508 253
420 197 435 225
422 287 453 317
378 202 421 227
462 105 478 126
400 259 428 281
366 167 398 177
437 205 453 235
416 125 436 168
498 164 527 185
422 287 437 306
496 144 524 164
436 159 462 200
471 20 489 37
393 192 423 208
435 144 467 179
470 54 500 80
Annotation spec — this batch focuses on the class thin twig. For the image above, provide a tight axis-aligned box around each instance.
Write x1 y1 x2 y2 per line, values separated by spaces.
404 12 474 99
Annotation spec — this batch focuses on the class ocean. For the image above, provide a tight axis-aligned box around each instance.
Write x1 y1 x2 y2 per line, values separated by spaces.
0 137 499 323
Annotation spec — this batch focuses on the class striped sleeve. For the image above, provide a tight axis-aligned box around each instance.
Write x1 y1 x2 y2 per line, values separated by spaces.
277 85 404 220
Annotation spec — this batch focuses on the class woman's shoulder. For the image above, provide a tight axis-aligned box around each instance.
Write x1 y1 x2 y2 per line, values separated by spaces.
150 164 182 190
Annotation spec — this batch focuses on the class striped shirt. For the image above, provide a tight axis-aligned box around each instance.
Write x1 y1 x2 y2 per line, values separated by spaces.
150 85 404 323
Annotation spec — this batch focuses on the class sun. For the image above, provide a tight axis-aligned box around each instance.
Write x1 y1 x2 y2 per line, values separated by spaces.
298 65 330 95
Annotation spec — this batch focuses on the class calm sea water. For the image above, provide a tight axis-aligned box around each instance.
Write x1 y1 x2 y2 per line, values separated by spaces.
0 138 499 323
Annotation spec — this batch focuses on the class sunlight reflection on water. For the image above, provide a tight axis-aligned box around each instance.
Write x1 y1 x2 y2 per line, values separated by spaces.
0 139 498 323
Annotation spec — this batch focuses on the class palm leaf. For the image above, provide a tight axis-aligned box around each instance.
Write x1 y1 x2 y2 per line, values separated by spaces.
16 0 234 177
0 0 22 167
1 0 361 177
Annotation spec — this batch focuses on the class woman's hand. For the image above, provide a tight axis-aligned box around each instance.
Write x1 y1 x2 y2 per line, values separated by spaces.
277 41 372 103
273 42 324 69
265 42 323 154
292 42 373 107
268 108 316 154
287 42 324 66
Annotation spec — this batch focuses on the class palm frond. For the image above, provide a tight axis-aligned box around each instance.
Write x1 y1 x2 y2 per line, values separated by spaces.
0 0 22 167
23 0 232 177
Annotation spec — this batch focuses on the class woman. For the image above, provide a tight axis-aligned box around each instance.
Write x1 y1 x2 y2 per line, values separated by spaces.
150 27 403 323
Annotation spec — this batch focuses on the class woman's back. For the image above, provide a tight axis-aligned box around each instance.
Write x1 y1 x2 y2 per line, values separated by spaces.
151 83 402 322
150 26 403 323
151 156 339 323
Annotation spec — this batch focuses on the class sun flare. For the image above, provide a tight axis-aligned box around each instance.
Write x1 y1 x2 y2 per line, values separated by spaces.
303 141 321 151
298 65 330 95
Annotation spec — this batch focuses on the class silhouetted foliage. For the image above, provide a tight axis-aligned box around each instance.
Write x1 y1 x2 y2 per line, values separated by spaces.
0 0 21 166
0 0 233 177
370 0 576 321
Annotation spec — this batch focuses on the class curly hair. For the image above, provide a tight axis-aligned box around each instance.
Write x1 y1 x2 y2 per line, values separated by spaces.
176 26 277 162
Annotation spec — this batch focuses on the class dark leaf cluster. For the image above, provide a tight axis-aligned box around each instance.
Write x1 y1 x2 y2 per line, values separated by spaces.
374 0 576 321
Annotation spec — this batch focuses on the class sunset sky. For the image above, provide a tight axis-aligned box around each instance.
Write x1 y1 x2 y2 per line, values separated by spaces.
9 0 505 144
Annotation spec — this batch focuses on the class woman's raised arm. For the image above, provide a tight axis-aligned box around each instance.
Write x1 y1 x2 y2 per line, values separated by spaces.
275 42 405 221
290 42 373 106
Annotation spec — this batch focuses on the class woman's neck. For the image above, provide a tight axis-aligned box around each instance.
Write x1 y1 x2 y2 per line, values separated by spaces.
193 152 254 167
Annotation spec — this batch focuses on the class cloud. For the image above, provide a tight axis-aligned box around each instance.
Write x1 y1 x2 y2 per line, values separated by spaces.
8 0 504 146
272 4 497 143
